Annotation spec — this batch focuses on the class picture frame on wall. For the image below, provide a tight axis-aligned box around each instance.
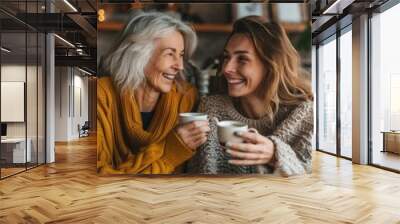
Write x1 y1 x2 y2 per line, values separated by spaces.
96 2 312 176
272 3 307 23
232 3 269 21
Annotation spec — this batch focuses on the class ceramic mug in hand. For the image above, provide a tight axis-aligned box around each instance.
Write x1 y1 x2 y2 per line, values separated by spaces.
216 120 248 145
179 112 208 124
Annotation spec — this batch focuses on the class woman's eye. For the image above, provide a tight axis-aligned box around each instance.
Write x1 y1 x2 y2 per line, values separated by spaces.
238 57 248 63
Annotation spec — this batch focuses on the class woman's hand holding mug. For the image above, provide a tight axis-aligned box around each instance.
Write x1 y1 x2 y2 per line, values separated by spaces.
225 128 275 166
176 113 210 150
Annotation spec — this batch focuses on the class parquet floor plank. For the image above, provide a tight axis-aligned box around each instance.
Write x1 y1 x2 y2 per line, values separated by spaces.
0 135 399 223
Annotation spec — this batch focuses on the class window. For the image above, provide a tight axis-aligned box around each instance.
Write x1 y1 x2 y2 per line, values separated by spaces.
371 2 400 171
339 28 352 158
317 36 337 154
0 1 47 179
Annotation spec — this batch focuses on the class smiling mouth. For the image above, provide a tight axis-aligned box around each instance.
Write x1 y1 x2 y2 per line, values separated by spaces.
162 73 176 81
227 78 246 85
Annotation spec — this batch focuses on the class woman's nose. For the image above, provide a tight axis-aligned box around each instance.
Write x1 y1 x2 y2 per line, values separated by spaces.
223 58 236 75
173 56 184 71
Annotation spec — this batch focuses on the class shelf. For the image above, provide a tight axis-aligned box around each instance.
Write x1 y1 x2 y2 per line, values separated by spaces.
98 21 124 31
192 23 232 33
98 21 308 33
281 22 308 33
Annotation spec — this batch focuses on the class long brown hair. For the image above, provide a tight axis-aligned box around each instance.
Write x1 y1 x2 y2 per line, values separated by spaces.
220 16 313 121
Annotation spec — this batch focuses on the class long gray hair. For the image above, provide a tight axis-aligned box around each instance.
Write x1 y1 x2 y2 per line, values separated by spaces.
102 11 197 92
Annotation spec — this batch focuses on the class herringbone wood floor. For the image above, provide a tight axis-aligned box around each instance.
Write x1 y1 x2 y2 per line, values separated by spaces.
1 135 400 224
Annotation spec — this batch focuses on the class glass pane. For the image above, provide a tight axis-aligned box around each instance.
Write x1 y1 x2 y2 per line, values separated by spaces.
317 37 337 154
26 0 39 169
276 4 302 23
371 3 400 171
340 29 352 158
1 31 27 177
0 1 46 178
27 31 38 169
312 45 317 150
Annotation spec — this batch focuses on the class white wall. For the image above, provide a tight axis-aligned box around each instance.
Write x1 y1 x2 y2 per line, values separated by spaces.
1 65 26 140
55 67 69 141
54 67 89 141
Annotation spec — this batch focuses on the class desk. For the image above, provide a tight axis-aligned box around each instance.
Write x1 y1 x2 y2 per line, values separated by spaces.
1 138 31 163
381 131 400 154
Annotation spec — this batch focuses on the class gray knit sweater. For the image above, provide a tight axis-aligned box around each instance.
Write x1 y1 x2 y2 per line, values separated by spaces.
186 95 313 176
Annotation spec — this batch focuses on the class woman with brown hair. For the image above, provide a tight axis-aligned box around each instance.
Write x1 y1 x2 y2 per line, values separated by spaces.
187 16 313 176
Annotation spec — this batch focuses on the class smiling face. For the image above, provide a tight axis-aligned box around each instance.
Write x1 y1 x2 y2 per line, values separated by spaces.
222 33 266 99
144 30 185 93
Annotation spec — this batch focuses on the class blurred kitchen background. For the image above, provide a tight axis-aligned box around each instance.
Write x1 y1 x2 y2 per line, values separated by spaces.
97 3 311 96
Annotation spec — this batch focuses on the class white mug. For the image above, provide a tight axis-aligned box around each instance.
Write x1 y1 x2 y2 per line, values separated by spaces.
179 112 208 124
217 120 248 145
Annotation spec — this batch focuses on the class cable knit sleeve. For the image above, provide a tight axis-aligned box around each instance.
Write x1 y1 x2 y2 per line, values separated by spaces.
186 96 223 174
267 101 314 177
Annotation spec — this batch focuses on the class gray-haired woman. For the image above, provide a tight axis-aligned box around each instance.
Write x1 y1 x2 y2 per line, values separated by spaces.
97 12 210 174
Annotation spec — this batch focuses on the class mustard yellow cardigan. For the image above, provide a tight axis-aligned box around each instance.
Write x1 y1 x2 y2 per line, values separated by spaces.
97 77 197 174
